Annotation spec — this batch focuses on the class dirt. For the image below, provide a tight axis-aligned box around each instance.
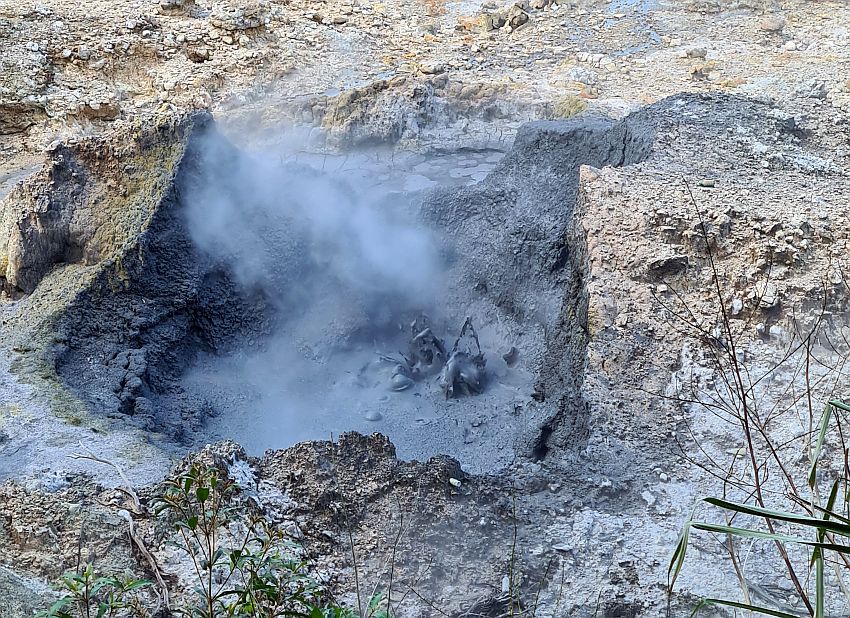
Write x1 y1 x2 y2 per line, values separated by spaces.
2 0 850 616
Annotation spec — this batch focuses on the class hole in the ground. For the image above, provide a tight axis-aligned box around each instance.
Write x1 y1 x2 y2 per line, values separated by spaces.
47 113 654 473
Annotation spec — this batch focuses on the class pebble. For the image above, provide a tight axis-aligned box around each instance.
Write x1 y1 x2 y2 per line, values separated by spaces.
784 40 797 52
731 298 743 315
420 61 445 75
363 410 382 421
568 66 598 85
759 16 785 32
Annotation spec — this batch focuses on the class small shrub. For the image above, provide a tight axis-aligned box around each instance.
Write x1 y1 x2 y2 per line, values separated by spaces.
38 562 151 618
154 464 369 618
552 95 587 119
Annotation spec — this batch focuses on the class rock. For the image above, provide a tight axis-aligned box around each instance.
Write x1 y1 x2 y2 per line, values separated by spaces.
769 324 783 338
567 66 598 86
160 0 192 11
364 410 382 421
187 47 211 62
420 61 445 75
210 1 266 31
783 40 797 52
332 16 348 25
77 45 91 60
390 373 414 391
0 103 38 135
646 254 688 277
685 47 707 59
758 16 785 32
730 298 743 316
796 79 828 100
507 5 529 28
755 282 779 308
689 61 716 81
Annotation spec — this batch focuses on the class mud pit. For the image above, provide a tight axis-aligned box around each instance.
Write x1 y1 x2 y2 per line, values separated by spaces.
0 108 653 479
165 114 653 472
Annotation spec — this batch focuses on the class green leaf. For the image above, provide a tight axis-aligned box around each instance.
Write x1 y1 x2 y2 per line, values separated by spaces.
830 399 850 414
196 486 210 503
668 508 694 592
187 515 198 530
691 522 850 554
691 598 800 618
42 597 72 618
809 402 833 488
811 478 841 568
704 497 850 537
815 549 824 618
121 579 152 592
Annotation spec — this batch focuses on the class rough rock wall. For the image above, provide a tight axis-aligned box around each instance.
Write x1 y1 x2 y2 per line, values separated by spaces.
419 114 655 461
0 112 274 436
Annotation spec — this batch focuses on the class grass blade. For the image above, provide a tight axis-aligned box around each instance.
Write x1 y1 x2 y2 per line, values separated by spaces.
830 399 850 414
809 403 833 489
815 550 824 618
704 497 850 537
668 509 694 591
692 522 850 555
691 598 800 618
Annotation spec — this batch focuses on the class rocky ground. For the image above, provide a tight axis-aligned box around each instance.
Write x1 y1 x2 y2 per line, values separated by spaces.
2 0 850 616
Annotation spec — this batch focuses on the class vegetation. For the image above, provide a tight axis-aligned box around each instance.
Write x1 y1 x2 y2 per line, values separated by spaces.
664 182 850 616
39 563 151 618
551 95 587 119
41 463 393 618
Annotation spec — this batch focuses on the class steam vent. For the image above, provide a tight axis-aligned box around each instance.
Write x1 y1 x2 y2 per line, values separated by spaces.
2 1 850 616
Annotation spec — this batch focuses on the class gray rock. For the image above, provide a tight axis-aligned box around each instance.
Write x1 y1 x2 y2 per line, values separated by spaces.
567 66 598 86
758 16 785 32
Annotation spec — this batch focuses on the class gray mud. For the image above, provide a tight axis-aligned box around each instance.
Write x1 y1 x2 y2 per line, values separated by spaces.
180 115 655 472
0 108 654 479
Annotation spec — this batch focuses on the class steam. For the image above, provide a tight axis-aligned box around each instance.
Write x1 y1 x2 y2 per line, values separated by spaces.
180 130 451 451
184 132 441 306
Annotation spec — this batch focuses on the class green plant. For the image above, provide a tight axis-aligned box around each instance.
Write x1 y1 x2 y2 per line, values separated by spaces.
662 181 850 616
153 464 378 618
670 399 850 617
39 562 151 618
